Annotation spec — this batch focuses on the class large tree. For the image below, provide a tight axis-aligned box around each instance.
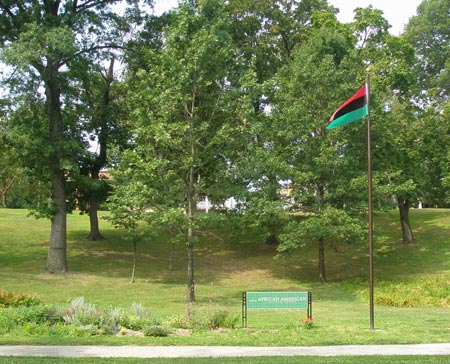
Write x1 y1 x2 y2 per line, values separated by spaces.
404 0 450 102
0 0 150 271
225 0 336 245
111 0 250 302
272 13 368 282
74 58 129 241
351 6 418 244
0 119 19 208
404 0 450 208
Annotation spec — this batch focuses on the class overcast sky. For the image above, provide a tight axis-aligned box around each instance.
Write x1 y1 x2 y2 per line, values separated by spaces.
154 0 423 35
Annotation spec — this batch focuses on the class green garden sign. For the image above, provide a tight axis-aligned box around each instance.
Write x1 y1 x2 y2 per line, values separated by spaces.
242 291 312 327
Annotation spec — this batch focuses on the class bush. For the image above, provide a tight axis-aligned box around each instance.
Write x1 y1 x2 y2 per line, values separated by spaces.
207 310 239 330
0 290 42 308
143 325 170 337
186 304 239 330
61 297 120 335
118 302 161 331
119 315 162 331
0 305 55 333
344 276 450 308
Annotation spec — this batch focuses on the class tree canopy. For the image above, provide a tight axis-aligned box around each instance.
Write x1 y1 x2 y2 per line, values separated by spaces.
1 0 448 289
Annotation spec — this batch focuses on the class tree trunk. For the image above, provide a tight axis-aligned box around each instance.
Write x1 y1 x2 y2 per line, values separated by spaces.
316 182 327 283
131 236 137 283
47 167 67 272
1 176 16 208
87 197 104 240
1 189 7 208
44 62 68 273
86 168 105 241
186 166 196 303
318 237 327 283
86 59 114 241
398 197 414 244
187 229 195 303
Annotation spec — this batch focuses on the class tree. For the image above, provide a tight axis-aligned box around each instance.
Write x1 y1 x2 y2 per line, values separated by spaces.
352 6 418 244
272 15 368 281
0 116 19 208
74 58 128 241
404 0 450 208
107 178 151 283
0 0 150 271
278 208 364 282
225 0 336 245
404 0 450 102
113 0 248 302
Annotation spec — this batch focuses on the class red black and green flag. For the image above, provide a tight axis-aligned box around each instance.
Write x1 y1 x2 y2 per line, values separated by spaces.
327 84 368 129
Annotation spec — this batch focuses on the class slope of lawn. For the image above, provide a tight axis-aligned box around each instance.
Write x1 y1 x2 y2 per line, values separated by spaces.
0 208 449 346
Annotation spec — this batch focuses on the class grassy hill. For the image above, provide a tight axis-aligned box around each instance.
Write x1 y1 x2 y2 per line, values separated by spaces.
0 208 449 345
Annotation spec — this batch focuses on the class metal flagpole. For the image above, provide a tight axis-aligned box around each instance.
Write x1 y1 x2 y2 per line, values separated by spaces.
366 73 375 330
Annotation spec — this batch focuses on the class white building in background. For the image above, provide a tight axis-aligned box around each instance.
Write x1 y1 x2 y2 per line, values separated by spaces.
196 196 238 213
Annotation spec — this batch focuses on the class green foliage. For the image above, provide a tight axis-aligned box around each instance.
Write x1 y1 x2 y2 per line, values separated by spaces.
0 305 56 334
142 325 170 337
278 208 366 255
344 276 450 308
1 23 77 68
165 314 189 329
186 304 240 330
59 298 165 336
119 302 161 331
300 317 315 330
206 309 240 330
404 0 450 98
61 297 121 336
0 290 42 308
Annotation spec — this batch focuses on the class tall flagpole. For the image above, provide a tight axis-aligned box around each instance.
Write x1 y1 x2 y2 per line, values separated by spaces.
366 72 375 330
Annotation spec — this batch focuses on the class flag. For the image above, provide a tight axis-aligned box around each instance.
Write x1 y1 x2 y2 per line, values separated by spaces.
327 84 368 129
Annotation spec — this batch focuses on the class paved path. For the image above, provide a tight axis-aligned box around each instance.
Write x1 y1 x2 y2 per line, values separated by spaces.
1 344 450 358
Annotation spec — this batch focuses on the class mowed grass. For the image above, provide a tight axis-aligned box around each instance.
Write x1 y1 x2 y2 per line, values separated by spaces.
0 208 449 346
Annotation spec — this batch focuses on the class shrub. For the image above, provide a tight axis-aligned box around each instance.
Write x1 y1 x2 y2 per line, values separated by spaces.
0 305 54 333
344 276 450 308
207 309 239 330
143 325 170 337
0 290 42 308
118 302 161 331
130 302 149 318
61 297 120 335
186 304 239 330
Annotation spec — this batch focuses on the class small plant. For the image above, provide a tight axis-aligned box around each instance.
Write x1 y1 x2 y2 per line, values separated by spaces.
166 314 188 329
119 302 161 331
130 302 149 318
0 290 42 308
301 317 314 330
60 297 121 335
0 305 55 334
143 325 170 337
207 309 239 330
185 304 239 330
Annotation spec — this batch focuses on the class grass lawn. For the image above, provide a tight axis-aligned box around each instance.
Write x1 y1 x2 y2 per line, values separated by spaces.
0 208 449 349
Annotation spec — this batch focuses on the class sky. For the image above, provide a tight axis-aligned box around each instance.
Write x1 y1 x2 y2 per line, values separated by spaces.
153 0 423 35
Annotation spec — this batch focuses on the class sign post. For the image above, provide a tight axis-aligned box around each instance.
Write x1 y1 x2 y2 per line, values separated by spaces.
242 291 312 328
